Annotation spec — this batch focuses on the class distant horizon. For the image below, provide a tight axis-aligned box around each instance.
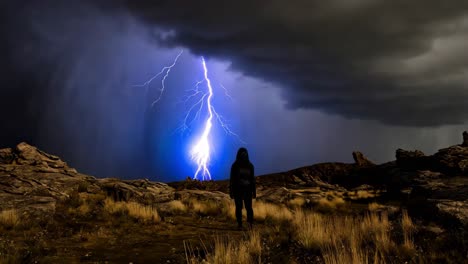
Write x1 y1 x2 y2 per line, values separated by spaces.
3 131 466 183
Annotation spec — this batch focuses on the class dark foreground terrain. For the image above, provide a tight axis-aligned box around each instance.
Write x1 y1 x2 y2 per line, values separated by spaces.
1 133 468 263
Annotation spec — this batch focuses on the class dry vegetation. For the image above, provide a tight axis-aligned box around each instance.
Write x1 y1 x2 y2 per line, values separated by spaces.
182 197 427 264
104 198 160 223
401 209 415 251
167 200 188 213
1 190 465 263
0 209 19 230
185 229 262 264
219 200 293 222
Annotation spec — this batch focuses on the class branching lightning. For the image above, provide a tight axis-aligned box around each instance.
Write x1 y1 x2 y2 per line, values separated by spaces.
136 51 243 181
190 57 214 180
133 50 184 108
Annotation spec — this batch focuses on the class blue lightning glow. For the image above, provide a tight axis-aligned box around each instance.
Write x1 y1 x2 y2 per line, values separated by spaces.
190 57 214 180
136 52 244 181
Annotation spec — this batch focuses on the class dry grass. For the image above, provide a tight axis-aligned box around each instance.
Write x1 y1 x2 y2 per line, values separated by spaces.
223 200 293 222
253 201 293 222
188 199 221 216
293 209 398 263
0 209 19 229
104 198 160 223
68 203 91 216
245 229 262 256
368 202 384 211
288 197 306 208
185 229 262 264
66 192 106 217
293 210 332 249
167 200 188 213
348 190 379 200
401 209 415 251
316 196 345 209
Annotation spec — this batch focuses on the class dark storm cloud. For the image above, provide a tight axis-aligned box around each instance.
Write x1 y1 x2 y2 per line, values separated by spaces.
122 0 468 126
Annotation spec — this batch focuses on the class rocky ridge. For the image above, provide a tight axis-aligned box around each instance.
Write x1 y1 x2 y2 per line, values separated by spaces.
1 132 468 226
0 143 174 218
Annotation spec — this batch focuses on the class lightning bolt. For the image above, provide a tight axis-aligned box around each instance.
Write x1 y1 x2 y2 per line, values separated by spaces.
136 52 244 181
190 57 215 180
133 50 184 108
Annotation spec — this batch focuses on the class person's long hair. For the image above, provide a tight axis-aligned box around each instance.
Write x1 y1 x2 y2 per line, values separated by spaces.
235 147 250 164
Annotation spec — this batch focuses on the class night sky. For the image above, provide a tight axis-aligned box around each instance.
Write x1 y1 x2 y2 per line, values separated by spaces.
1 1 467 182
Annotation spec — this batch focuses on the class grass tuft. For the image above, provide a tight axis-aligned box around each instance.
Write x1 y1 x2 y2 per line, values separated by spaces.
104 198 160 223
0 209 19 229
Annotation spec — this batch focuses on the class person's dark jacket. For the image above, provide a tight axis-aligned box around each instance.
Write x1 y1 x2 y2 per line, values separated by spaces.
229 148 256 199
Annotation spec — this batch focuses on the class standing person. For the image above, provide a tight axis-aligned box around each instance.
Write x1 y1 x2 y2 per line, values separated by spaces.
229 147 256 229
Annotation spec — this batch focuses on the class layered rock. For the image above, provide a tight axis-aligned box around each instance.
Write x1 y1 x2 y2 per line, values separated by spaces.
394 131 468 175
0 142 174 217
433 145 468 175
409 171 468 226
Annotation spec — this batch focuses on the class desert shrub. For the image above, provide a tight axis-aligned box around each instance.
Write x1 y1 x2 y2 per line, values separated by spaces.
77 181 90 193
67 190 82 208
65 193 107 219
0 209 19 229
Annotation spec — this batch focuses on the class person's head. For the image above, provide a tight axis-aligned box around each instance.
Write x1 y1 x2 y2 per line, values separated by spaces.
236 147 249 162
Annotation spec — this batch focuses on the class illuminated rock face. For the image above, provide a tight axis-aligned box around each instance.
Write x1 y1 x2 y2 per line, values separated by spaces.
0 142 175 217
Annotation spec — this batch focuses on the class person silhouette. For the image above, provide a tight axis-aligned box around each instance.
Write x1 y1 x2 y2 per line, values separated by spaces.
229 147 256 228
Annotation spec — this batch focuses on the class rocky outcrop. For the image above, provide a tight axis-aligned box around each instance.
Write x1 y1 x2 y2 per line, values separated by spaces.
257 162 356 189
352 151 375 167
409 171 468 226
433 145 468 175
393 132 468 176
463 131 468 147
395 149 430 170
0 142 174 217
98 178 174 204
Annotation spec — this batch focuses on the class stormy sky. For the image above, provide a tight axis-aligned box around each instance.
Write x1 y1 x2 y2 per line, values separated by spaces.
1 0 467 181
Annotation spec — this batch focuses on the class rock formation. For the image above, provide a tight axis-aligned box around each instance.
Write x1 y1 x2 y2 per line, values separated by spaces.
0 142 174 217
352 151 375 167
